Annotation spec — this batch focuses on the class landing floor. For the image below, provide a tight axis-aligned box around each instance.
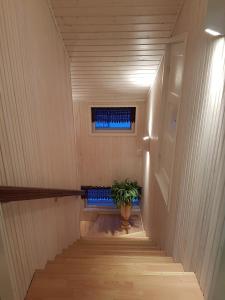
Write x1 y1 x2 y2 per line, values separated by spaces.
80 213 145 238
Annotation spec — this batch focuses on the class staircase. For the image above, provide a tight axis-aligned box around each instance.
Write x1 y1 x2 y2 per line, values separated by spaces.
26 237 204 299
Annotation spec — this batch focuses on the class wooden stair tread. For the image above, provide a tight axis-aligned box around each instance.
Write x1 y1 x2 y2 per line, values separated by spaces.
71 247 160 251
44 262 184 274
71 245 158 251
53 256 174 263
61 249 166 257
26 273 204 300
77 236 152 243
68 243 156 250
26 238 204 300
34 272 198 279
76 243 156 247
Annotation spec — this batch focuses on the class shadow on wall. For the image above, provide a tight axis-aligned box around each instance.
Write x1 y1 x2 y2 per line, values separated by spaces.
142 151 151 236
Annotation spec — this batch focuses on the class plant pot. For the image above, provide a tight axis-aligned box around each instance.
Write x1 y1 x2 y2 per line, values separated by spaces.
120 204 132 233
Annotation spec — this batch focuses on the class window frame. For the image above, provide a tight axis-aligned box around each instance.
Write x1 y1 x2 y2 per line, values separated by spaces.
89 104 138 136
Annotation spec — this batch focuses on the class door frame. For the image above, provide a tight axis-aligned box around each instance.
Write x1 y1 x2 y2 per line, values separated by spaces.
156 33 188 211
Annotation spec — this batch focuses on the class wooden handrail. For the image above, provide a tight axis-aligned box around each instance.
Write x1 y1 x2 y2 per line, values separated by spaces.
0 186 85 203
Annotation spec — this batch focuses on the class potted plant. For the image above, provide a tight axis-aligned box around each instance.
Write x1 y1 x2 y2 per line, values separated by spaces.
111 179 141 231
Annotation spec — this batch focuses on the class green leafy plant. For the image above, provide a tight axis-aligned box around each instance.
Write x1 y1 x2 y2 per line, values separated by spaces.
111 179 141 208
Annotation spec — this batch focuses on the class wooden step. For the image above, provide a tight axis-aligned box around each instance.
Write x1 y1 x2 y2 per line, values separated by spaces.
67 243 159 251
26 273 204 300
26 238 204 300
60 249 166 257
43 262 184 275
80 237 151 242
71 246 160 252
76 239 154 244
71 243 159 250
53 255 174 264
77 241 155 247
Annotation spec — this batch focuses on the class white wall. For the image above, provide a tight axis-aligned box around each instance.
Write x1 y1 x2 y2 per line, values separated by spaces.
141 60 165 239
0 1 81 299
142 0 225 299
74 101 145 187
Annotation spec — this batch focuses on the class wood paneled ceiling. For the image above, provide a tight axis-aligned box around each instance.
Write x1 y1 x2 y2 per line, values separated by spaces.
51 0 183 102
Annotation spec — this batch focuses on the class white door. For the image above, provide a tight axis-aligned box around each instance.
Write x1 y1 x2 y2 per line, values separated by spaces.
157 41 185 206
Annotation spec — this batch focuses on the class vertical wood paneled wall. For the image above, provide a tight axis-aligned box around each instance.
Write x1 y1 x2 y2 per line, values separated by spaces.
142 0 225 299
0 1 81 299
171 29 225 300
0 0 79 189
73 101 145 187
0 197 81 300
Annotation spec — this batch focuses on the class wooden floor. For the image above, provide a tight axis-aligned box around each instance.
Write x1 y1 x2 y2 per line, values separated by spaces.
26 237 204 300
80 213 145 238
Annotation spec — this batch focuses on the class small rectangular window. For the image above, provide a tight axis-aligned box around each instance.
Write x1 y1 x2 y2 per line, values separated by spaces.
82 186 140 208
91 107 136 132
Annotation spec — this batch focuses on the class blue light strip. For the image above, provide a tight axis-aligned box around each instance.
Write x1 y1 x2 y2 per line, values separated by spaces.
95 121 132 129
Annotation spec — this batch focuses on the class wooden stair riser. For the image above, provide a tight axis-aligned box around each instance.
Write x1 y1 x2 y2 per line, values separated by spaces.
80 237 151 242
53 256 174 264
70 244 159 250
62 249 166 257
43 263 184 274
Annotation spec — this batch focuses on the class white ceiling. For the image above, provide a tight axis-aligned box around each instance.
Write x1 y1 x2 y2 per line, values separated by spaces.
51 0 183 102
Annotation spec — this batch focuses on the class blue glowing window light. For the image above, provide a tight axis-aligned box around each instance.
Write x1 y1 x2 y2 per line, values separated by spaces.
86 187 140 208
95 121 131 129
92 107 135 130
